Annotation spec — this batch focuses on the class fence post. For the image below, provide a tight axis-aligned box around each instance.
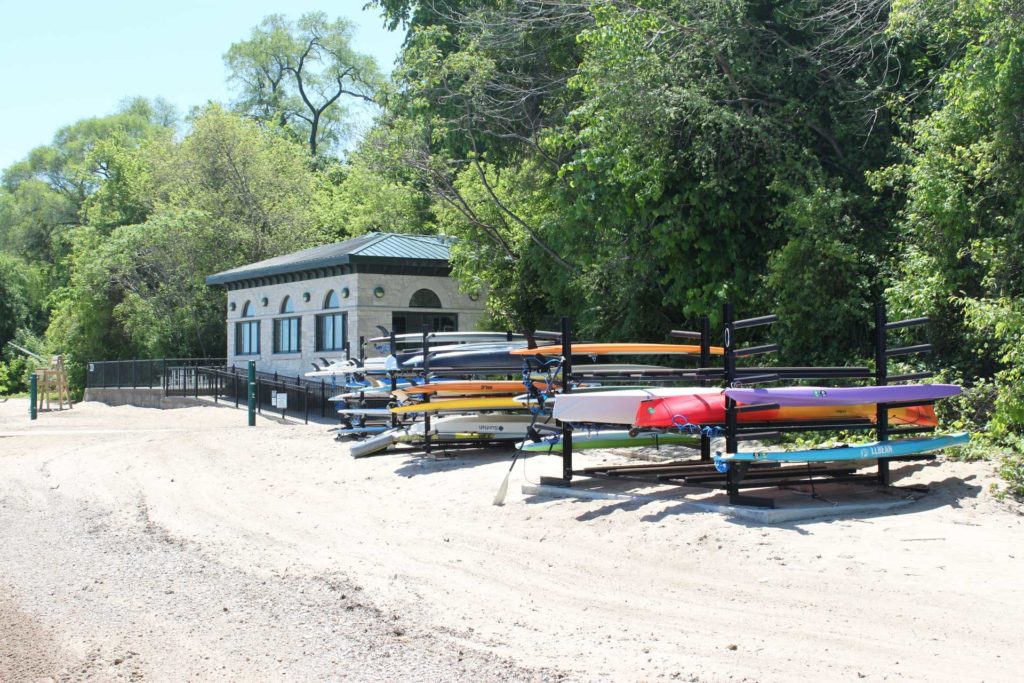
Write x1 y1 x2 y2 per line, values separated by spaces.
29 374 37 420
248 361 256 426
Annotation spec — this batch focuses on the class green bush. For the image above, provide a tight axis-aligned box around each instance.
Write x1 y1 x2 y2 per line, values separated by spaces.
995 453 1024 501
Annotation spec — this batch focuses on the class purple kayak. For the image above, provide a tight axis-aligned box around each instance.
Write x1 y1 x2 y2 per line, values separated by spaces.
724 384 961 407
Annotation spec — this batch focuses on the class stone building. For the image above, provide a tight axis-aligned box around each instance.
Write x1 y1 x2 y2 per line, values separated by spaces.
205 233 487 376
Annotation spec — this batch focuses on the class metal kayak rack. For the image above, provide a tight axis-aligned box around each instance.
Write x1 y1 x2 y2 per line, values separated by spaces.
533 301 939 508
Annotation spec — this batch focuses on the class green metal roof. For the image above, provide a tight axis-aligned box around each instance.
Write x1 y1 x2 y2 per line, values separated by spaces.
205 233 452 286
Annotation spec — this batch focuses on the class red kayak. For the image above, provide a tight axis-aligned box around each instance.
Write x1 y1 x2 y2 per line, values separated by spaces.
634 393 937 429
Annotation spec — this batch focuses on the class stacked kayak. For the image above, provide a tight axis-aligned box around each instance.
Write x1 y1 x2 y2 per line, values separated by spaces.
626 383 964 466
634 391 943 429
717 432 970 464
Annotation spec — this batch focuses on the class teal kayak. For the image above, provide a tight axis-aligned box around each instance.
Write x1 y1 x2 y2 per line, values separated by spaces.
717 431 970 464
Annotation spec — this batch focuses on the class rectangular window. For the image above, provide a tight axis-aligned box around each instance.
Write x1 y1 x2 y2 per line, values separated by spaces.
235 321 260 355
392 312 458 335
316 313 346 352
273 317 301 353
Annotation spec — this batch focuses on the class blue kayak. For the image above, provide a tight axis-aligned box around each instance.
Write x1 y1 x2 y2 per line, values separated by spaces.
717 432 970 464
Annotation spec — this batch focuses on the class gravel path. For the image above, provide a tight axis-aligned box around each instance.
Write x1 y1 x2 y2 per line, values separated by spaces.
0 463 557 681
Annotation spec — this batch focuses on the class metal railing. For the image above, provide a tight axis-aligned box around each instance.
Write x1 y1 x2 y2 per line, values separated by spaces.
86 358 226 390
85 358 344 424
182 365 339 423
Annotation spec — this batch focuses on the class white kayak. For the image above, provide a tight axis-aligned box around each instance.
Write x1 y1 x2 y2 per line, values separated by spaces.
404 413 552 439
552 387 721 425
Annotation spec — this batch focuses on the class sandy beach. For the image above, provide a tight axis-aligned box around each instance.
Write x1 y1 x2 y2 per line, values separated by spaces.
1 398 1021 682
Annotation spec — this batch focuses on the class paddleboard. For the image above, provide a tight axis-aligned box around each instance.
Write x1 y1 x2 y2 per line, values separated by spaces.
350 430 397 458
724 384 961 407
520 430 701 452
717 431 970 464
635 393 938 428
338 407 393 417
390 396 528 414
399 380 547 396
405 414 551 439
510 343 724 356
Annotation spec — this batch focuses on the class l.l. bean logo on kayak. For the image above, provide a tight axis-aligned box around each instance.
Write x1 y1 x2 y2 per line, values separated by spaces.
868 444 894 456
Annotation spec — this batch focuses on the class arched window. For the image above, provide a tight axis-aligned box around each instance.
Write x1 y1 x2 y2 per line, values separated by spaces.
324 290 340 308
236 301 259 355
317 290 346 352
409 288 442 308
274 296 300 353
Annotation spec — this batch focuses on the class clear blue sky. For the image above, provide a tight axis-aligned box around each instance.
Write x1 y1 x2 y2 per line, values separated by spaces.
0 0 406 169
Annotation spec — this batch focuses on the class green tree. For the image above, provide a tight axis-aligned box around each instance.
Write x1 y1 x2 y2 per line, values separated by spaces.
48 107 328 381
225 12 383 157
0 98 175 260
881 0 1024 437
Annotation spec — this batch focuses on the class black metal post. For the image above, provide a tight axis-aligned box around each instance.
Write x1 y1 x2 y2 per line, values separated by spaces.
723 303 738 456
875 302 891 485
560 316 573 483
388 331 398 429
699 314 712 461
248 361 256 425
422 324 431 455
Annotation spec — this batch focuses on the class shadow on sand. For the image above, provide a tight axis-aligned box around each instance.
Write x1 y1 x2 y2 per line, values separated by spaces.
519 460 985 527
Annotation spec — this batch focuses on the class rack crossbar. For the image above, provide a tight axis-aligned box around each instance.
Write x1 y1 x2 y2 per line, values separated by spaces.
734 343 780 357
733 314 779 330
731 374 781 385
886 343 933 357
734 402 781 413
886 427 939 436
877 399 937 409
885 317 930 331
888 371 934 382
736 431 782 441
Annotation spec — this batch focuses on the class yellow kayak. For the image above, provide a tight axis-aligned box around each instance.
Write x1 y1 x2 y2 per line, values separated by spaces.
389 396 529 414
